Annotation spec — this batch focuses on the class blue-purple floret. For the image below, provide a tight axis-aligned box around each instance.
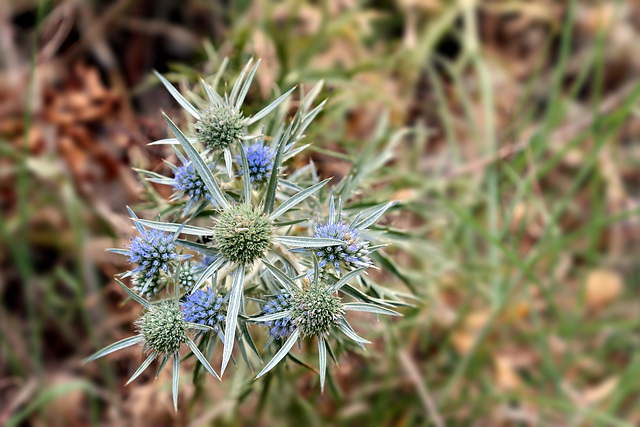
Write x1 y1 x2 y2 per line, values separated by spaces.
313 221 371 275
128 229 178 278
182 289 225 332
173 162 211 202
236 143 275 183
263 294 295 340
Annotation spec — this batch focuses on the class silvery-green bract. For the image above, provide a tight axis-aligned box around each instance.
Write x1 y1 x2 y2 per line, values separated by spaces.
89 58 408 410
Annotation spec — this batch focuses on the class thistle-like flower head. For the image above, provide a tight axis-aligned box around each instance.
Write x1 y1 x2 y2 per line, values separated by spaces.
214 204 273 266
173 161 211 204
85 281 221 411
252 265 401 392
128 228 178 278
313 221 371 275
291 285 344 338
153 59 296 177
195 105 244 151
137 301 189 354
262 294 295 340
181 289 226 332
236 142 275 184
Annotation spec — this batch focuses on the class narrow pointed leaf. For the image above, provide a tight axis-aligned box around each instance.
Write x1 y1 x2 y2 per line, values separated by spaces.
221 265 245 375
115 279 151 308
247 86 296 125
274 236 344 248
133 218 214 236
200 78 223 105
354 202 396 230
251 310 292 323
156 353 170 378
239 145 251 205
235 59 260 110
148 137 197 146
338 319 370 344
127 206 146 235
230 59 254 107
193 256 226 290
239 319 263 364
107 248 130 256
187 338 221 380
261 260 297 292
318 338 327 393
126 352 157 385
84 335 144 363
154 70 200 120
172 351 180 411
164 113 229 209
223 148 233 178
264 124 291 214
343 302 401 316
175 239 218 257
329 267 368 292
255 329 300 379
270 178 330 220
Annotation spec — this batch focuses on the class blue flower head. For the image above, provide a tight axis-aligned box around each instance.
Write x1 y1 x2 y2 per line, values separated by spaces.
313 221 371 276
173 162 211 205
236 143 275 184
262 293 296 340
128 228 178 278
182 289 226 332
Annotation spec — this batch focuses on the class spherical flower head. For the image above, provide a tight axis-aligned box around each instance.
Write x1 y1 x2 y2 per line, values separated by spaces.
173 162 210 202
213 204 273 265
181 289 226 332
128 228 178 278
132 270 166 298
136 301 188 354
262 293 295 340
177 261 197 293
313 221 372 275
195 105 243 150
236 143 275 184
292 285 345 338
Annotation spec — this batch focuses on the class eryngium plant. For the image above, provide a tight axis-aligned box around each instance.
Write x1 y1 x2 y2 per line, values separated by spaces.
89 59 409 410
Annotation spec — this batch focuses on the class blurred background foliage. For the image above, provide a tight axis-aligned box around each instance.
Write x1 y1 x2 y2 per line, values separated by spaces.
1 0 640 425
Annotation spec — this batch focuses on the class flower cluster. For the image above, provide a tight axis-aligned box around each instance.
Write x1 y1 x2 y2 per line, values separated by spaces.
172 162 210 203
128 228 178 278
262 294 295 340
93 59 403 410
313 221 371 275
291 285 345 338
182 289 226 332
237 143 275 183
